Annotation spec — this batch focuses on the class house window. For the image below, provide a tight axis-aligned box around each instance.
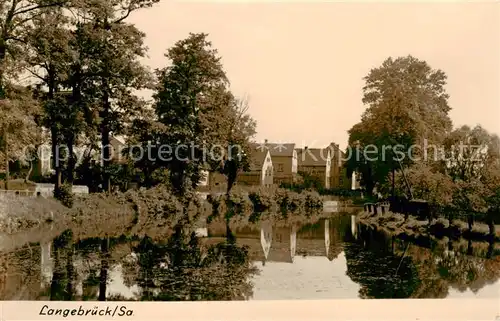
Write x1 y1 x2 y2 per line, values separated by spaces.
339 178 343 185
277 163 284 172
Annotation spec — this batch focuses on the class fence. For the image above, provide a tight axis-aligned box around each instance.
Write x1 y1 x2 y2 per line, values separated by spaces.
0 184 89 198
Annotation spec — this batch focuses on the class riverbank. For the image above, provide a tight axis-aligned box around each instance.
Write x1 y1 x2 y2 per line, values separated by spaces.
356 209 500 242
0 185 355 252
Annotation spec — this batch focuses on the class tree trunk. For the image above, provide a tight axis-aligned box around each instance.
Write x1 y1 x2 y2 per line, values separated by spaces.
3 129 8 190
467 239 473 255
68 65 82 188
486 240 494 259
51 128 62 191
0 41 6 189
467 214 474 231
24 159 33 183
101 86 111 193
67 136 75 187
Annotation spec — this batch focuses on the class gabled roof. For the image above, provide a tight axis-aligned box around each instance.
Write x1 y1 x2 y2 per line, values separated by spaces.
296 148 330 167
112 135 126 145
266 143 296 157
327 142 345 159
110 136 126 147
248 143 271 171
251 142 296 157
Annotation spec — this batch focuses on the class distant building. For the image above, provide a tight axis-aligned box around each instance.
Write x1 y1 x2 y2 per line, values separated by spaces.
326 142 351 189
351 171 361 190
257 140 298 185
295 147 331 188
35 133 128 177
208 143 274 190
236 143 274 187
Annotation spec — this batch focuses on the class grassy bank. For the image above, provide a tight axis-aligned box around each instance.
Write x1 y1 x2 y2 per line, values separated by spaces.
0 185 327 252
357 210 500 242
0 179 36 191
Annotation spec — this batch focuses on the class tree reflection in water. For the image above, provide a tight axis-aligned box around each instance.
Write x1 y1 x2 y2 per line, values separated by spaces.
344 223 500 299
1 215 499 300
121 224 258 301
344 225 420 298
50 230 75 301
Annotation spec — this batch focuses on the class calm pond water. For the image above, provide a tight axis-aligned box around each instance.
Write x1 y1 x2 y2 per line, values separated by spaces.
1 213 499 300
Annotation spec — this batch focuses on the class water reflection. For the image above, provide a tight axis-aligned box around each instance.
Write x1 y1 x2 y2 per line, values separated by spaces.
0 214 499 300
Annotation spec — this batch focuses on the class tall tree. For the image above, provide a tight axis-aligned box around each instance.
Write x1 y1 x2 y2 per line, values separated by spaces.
25 7 74 190
0 0 68 98
154 33 229 197
440 125 500 183
0 83 40 189
79 0 156 192
0 0 69 188
201 89 256 195
220 96 256 195
346 56 453 196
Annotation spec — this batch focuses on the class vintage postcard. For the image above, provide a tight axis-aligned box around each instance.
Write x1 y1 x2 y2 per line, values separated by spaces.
0 0 498 320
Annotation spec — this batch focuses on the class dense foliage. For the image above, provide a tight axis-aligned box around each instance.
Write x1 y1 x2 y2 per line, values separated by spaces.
345 55 500 219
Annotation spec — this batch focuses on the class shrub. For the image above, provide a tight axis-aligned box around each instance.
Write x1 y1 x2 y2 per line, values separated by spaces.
207 193 225 222
54 184 74 208
302 190 323 210
225 193 253 221
248 187 276 212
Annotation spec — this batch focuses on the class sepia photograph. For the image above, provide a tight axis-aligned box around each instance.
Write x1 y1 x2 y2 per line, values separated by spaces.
0 0 498 313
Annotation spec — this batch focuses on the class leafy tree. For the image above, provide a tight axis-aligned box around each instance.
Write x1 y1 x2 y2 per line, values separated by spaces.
212 94 256 195
125 107 168 188
24 6 89 191
0 1 70 188
0 0 69 99
439 125 500 183
382 162 455 206
75 0 157 192
154 33 230 196
0 83 41 189
346 56 453 196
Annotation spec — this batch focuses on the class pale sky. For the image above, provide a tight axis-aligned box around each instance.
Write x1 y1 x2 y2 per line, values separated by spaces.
129 1 499 150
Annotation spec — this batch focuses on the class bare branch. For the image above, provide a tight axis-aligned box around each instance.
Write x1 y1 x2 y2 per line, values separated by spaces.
13 1 66 17
22 66 45 82
113 6 133 24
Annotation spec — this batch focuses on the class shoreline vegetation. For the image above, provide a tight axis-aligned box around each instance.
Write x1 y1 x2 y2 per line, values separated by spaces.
357 206 500 243
0 186 341 251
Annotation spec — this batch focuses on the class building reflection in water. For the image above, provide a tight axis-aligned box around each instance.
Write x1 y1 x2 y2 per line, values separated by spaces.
260 222 272 265
40 241 53 289
351 215 357 240
206 218 346 264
